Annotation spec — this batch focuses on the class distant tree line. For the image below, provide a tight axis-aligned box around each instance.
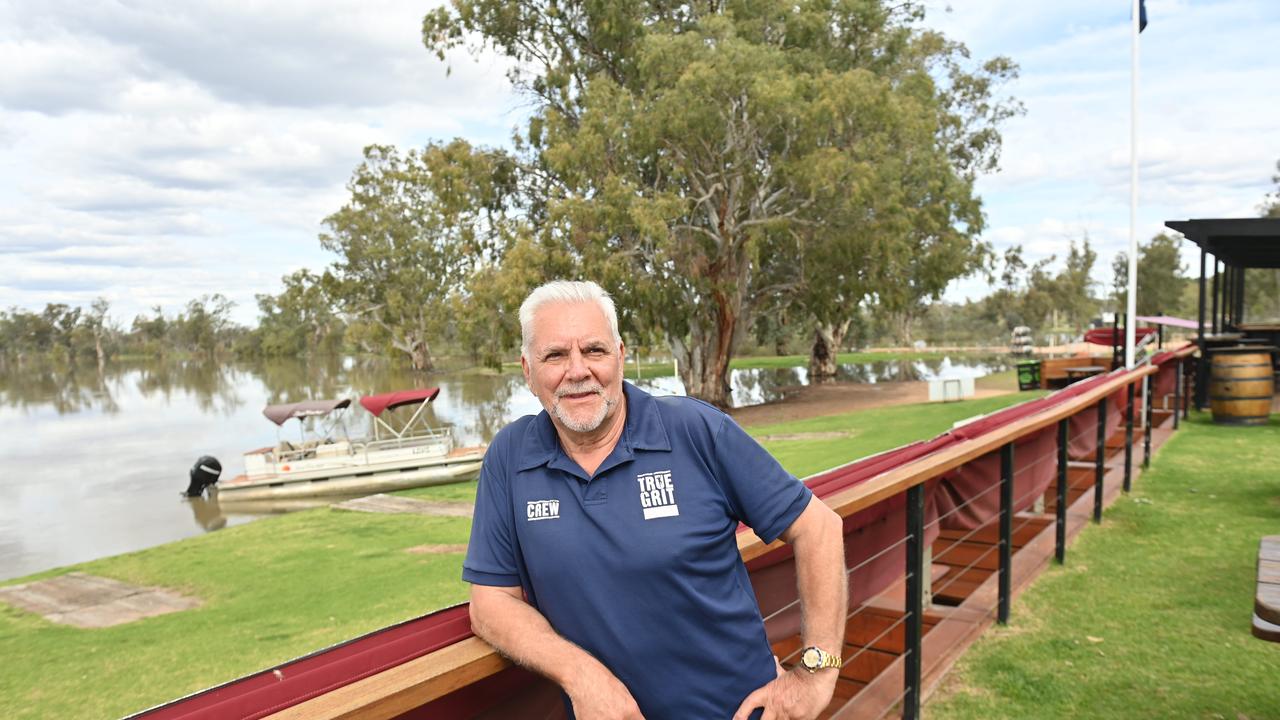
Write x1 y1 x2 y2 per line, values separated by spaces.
0 295 244 367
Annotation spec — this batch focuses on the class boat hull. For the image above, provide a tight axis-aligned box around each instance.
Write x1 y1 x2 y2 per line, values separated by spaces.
215 458 483 501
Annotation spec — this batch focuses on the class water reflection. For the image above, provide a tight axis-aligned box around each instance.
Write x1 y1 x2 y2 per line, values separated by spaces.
0 353 1008 580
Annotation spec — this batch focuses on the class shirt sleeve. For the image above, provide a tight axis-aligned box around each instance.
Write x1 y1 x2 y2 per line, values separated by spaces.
711 414 813 544
462 441 522 587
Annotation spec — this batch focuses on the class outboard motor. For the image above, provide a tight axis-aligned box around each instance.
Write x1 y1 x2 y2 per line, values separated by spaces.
185 455 222 497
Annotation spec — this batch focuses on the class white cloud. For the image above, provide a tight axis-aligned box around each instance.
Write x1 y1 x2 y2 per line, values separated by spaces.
0 0 522 324
935 0 1280 303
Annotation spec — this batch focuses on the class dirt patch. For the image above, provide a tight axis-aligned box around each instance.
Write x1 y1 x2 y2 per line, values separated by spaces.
333 494 474 517
0 572 199 628
729 380 1016 427
405 544 469 555
757 430 856 442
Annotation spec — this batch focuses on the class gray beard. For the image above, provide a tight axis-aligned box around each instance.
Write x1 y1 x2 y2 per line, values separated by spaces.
552 392 616 433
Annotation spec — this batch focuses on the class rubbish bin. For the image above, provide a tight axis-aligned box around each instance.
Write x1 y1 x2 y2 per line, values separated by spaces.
1016 360 1041 391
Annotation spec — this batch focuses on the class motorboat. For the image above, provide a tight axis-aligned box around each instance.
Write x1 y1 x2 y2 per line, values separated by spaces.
197 388 484 501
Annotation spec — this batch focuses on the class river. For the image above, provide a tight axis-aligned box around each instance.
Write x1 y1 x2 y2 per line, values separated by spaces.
0 353 1006 581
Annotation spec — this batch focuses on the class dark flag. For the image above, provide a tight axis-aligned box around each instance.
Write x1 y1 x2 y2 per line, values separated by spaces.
1139 0 1148 32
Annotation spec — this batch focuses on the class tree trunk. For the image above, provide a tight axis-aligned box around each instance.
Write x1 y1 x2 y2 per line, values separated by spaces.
808 319 850 382
669 306 737 408
895 312 914 347
394 332 435 371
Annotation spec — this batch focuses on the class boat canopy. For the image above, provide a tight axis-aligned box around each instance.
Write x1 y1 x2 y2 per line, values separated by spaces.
1135 314 1198 330
262 399 352 426
359 388 441 417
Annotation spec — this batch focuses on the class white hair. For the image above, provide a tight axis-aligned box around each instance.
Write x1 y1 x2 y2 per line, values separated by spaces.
519 280 621 356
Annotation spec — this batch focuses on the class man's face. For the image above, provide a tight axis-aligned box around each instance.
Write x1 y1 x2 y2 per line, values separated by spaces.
521 301 625 436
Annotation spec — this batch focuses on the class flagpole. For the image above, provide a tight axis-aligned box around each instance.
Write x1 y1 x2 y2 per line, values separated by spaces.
1126 0 1140 369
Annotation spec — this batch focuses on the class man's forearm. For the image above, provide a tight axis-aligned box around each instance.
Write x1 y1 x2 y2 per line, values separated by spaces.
789 498 847 654
469 587 606 692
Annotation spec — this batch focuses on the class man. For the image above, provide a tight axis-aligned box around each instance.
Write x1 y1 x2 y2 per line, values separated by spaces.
463 280 846 719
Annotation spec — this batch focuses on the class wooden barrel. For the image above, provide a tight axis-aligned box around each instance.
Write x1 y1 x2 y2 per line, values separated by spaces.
1209 350 1275 425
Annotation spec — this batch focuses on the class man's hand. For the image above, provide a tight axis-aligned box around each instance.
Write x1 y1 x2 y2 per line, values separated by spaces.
565 664 646 720
731 667 838 720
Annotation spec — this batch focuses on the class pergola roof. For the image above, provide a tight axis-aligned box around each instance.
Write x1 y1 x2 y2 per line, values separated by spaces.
1165 218 1280 268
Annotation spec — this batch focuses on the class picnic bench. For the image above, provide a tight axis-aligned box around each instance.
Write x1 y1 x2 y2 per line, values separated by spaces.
1254 535 1280 642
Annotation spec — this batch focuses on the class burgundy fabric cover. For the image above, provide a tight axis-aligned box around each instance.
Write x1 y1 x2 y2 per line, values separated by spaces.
934 427 1057 531
746 440 955 643
261 398 351 426
1150 360 1177 406
1067 387 1127 460
129 605 474 720
1083 327 1156 346
358 388 441 417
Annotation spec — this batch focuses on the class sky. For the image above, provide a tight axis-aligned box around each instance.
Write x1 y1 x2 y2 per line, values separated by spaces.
2 0 1278 326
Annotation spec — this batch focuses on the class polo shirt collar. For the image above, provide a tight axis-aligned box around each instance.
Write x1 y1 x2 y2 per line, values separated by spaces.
515 381 671 473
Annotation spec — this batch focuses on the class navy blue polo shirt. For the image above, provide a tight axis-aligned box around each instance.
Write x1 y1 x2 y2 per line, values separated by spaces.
463 382 812 719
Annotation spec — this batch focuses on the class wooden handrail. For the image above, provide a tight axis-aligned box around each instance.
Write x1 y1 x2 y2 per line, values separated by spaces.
736 364 1157 561
266 637 509 720
272 366 1157 719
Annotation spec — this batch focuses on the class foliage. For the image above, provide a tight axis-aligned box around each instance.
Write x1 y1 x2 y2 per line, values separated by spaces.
0 296 241 364
424 0 1017 405
1111 232 1189 317
1259 158 1280 219
248 270 344 357
320 141 521 370
975 238 1099 339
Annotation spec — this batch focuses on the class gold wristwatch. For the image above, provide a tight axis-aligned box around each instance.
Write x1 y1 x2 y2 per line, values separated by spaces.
799 646 842 673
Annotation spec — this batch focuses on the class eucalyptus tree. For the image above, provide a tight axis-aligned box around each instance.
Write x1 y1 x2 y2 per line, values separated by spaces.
254 270 344 357
425 1 1014 403
321 140 520 370
1112 233 1187 317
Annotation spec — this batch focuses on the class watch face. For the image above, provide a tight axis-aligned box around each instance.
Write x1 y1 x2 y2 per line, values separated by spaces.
802 648 821 668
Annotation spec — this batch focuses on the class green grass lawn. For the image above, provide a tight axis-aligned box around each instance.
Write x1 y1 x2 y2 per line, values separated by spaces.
0 389 1040 719
928 412 1280 720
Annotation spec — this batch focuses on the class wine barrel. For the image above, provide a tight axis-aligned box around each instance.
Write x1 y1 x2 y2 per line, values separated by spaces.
1208 349 1275 425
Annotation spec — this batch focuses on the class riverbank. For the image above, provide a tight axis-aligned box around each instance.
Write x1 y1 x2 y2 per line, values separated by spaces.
730 369 1017 427
0 389 1039 720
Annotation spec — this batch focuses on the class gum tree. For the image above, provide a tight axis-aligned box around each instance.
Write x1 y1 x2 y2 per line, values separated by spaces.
425 1 1015 403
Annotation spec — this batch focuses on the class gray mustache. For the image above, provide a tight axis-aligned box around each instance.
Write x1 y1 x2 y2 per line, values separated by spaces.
555 384 604 398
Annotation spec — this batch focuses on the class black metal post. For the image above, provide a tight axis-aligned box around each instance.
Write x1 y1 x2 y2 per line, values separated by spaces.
1235 266 1246 325
1094 396 1107 524
999 443 1014 624
1222 263 1232 329
1056 418 1068 564
1196 250 1208 410
1143 375 1153 468
903 483 924 720
1124 382 1135 493
1174 359 1183 429
1211 259 1220 334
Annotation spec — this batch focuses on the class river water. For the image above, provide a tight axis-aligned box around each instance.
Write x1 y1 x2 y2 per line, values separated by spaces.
0 354 1006 581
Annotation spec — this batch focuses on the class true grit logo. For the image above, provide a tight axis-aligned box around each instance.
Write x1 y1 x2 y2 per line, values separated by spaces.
637 470 679 520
